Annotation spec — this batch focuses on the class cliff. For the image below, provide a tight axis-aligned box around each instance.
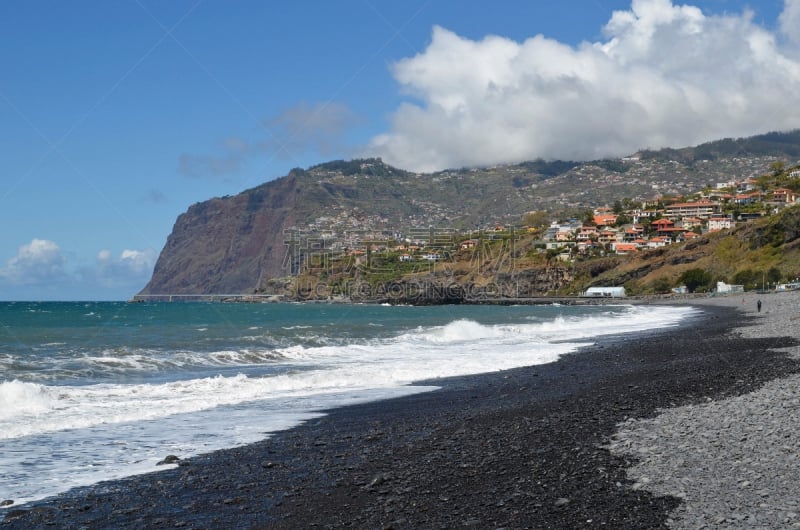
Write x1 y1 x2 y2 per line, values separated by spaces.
140 175 300 294
139 132 800 297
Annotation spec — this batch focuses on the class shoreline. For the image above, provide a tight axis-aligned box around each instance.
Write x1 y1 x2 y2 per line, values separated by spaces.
3 296 800 528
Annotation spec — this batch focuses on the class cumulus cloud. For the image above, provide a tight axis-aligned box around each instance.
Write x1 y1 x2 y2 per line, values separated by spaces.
94 248 157 288
781 0 800 45
0 240 157 299
369 0 800 172
0 239 66 285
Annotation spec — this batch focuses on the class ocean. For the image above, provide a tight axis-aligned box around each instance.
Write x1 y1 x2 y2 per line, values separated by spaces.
0 301 696 506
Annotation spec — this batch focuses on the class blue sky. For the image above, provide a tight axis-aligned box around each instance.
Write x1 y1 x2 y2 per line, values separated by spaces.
0 0 796 300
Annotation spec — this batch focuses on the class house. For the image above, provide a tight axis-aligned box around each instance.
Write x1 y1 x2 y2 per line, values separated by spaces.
621 224 644 242
773 188 799 203
613 243 638 255
594 213 618 227
664 200 720 219
650 218 675 231
707 216 733 231
716 281 744 294
545 220 581 242
598 229 619 244
576 226 598 243
583 286 626 298
631 209 658 224
678 217 703 229
734 192 762 205
460 239 478 250
647 236 671 248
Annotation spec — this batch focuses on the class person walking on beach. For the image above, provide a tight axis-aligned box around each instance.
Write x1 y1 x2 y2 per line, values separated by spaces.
757 299 762 312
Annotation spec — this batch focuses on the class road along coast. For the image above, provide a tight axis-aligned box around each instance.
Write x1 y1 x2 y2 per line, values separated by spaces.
2 296 799 528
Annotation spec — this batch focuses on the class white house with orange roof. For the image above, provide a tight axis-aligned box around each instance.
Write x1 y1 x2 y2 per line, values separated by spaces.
678 217 703 229
647 236 671 248
598 229 620 244
576 226 598 243
593 213 618 227
612 242 638 255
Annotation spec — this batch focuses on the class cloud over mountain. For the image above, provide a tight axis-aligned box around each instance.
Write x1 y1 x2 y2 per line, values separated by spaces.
370 0 800 172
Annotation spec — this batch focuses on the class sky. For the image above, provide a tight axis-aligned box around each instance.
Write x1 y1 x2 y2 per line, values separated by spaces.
1 0 798 301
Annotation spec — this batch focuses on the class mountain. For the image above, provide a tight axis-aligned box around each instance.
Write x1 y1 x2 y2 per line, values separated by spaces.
138 131 800 297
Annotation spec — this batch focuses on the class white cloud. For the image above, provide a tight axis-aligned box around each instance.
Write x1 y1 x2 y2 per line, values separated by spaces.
0 239 66 285
0 241 157 300
781 0 800 45
369 0 800 172
94 248 156 288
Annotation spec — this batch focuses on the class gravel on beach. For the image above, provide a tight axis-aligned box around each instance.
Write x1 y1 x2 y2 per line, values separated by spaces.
3 294 800 529
608 290 800 529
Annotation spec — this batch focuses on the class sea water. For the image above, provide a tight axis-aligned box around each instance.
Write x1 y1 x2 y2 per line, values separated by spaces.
0 301 696 505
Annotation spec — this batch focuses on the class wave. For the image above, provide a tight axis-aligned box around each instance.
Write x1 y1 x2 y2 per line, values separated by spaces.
0 380 55 421
1 304 697 441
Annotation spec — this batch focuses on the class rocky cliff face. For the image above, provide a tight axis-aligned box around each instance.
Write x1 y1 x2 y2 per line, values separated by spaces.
140 176 301 295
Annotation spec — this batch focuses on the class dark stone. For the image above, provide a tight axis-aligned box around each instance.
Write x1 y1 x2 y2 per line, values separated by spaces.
3 306 799 529
156 455 181 466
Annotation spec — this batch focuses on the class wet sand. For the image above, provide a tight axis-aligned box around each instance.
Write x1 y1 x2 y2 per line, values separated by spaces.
3 296 799 529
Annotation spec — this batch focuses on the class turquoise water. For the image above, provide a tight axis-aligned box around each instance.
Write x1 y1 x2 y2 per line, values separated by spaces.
0 301 696 505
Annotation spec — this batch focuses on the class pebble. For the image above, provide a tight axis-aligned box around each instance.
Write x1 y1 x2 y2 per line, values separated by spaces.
609 291 800 529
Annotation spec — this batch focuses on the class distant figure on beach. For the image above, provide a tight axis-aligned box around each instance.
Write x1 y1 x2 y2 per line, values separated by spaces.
757 299 762 312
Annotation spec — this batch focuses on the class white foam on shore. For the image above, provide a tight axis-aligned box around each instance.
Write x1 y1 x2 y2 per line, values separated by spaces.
1 304 695 506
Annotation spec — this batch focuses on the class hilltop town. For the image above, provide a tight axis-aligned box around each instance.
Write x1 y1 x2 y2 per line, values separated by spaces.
260 158 800 302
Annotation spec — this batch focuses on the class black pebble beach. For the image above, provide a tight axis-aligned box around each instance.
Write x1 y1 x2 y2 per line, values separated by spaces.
3 304 799 529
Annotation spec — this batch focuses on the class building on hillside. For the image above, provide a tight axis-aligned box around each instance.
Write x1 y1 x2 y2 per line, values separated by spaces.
650 218 675 232
733 192 762 205
647 236 671 248
678 217 703 229
583 286 626 298
631 209 659 224
707 215 734 231
664 200 720 219
737 212 764 221
593 213 618 227
773 188 799 203
612 243 638 255
576 226 598 243
598 229 619 244
544 220 582 242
